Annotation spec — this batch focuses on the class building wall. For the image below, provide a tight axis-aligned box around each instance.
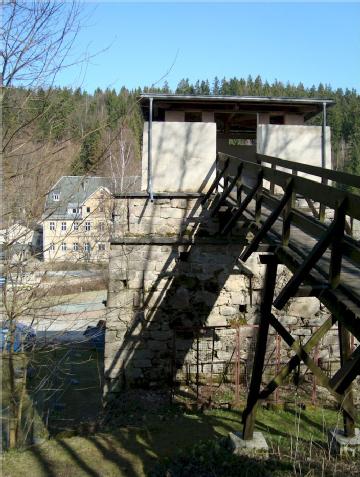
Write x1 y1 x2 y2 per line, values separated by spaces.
104 195 356 403
43 189 113 262
141 121 217 193
257 125 332 171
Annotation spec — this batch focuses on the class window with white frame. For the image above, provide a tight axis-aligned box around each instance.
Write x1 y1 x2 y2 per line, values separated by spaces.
99 222 105 232
52 192 60 201
85 221 91 231
49 243 55 251
84 243 90 252
61 242 67 251
98 243 106 251
49 222 55 231
61 222 67 231
73 222 79 231
86 207 90 213
73 242 79 251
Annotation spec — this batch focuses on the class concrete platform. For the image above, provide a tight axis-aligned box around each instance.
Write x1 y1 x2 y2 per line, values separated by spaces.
228 431 269 457
328 428 360 456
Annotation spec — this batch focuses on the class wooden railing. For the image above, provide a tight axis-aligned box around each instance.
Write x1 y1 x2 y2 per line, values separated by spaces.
203 152 360 440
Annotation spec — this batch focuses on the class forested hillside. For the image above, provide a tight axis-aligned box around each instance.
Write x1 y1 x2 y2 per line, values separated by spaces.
3 75 359 222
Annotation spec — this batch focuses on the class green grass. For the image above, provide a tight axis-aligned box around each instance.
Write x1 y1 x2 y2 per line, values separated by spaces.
2 349 359 476
2 401 360 477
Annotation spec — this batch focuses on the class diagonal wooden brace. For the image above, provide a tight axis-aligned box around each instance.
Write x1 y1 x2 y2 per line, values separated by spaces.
274 200 347 310
240 179 294 262
220 173 263 236
210 164 243 216
259 314 356 421
201 157 230 205
329 344 360 394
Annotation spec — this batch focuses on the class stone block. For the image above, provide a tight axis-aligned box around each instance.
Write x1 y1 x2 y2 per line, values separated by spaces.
278 316 298 326
291 328 312 336
160 208 186 219
170 198 189 209
228 431 269 457
206 315 227 327
328 428 360 456
287 297 321 318
220 306 238 316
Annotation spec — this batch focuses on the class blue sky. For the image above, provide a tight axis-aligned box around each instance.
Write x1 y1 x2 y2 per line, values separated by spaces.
58 2 360 93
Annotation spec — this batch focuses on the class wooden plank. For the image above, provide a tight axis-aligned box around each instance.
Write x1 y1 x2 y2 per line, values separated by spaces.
222 155 360 220
329 345 360 394
242 256 278 440
274 214 344 310
256 153 360 190
210 164 243 216
220 174 263 236
201 157 229 204
259 315 356 421
273 246 360 342
240 180 294 262
329 201 346 289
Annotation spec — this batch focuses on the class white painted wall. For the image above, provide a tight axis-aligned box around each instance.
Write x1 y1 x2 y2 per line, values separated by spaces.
257 125 331 188
142 121 217 193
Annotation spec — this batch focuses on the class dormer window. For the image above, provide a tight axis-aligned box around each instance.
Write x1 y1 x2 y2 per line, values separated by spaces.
68 207 80 215
53 192 60 201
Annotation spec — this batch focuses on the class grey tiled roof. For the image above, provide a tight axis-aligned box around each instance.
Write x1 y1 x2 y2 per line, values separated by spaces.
43 175 141 220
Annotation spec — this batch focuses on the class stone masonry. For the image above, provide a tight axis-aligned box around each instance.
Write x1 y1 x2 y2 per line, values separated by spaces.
104 193 359 403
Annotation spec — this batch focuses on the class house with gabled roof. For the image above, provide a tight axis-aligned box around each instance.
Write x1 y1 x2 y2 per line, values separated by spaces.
42 175 140 262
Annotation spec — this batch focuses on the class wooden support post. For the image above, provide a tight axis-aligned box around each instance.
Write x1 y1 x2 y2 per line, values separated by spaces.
242 255 278 440
329 201 346 289
201 158 229 205
338 322 356 437
282 185 295 246
270 163 276 195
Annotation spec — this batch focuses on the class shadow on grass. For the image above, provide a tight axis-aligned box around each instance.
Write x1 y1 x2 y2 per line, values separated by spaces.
5 404 358 477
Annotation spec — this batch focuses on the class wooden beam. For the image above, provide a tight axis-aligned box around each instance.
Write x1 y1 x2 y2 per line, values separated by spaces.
329 201 346 289
242 256 278 440
274 211 344 310
210 164 243 216
201 157 229 205
329 344 360 394
240 180 294 262
337 322 356 437
259 315 356 421
220 173 263 236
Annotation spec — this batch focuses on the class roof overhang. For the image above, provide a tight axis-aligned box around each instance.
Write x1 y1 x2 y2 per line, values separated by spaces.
139 94 335 120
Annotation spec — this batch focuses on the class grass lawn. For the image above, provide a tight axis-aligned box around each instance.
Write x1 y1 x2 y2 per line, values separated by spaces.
2 400 360 477
2 347 359 476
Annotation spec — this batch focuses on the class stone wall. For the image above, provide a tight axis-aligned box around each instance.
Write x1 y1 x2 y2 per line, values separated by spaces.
104 193 359 404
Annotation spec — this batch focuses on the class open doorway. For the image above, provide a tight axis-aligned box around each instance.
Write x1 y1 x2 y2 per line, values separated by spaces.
215 112 257 162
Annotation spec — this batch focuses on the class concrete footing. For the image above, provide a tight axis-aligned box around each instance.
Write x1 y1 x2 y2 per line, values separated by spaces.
328 428 360 456
228 431 269 457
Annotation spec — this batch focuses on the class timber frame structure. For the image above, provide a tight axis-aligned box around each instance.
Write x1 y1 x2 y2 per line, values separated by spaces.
202 152 360 439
